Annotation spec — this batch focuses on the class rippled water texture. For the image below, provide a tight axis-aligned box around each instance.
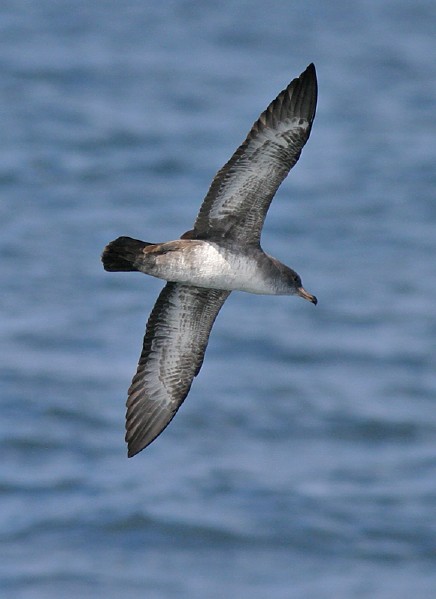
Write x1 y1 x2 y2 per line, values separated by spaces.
1 1 436 597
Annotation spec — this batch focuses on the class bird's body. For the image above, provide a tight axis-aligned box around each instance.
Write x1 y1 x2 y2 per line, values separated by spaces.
102 64 318 457
106 236 310 296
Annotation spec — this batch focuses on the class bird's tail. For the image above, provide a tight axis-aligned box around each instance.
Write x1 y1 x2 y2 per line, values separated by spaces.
101 236 154 272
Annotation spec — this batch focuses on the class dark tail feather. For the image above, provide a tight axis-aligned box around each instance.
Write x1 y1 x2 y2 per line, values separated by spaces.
101 236 154 272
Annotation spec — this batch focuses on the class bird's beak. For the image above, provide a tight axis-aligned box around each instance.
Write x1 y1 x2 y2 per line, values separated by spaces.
297 286 317 305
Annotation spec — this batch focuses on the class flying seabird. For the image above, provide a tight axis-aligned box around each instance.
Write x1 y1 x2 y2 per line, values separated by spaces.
102 63 318 457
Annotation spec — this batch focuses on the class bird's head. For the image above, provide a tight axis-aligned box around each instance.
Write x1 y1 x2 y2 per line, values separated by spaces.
287 269 317 305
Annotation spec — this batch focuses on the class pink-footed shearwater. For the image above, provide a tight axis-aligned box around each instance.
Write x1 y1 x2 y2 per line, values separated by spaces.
102 63 318 457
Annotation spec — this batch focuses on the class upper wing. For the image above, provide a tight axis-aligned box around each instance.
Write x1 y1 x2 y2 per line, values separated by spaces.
125 282 230 457
186 64 317 245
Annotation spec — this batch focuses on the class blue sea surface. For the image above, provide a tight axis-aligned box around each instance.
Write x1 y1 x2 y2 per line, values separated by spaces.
1 1 436 597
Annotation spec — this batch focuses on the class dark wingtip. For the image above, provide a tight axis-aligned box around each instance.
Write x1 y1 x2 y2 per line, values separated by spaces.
293 62 318 129
301 63 316 82
127 446 137 458
273 62 317 128
126 433 147 458
306 62 316 73
126 437 147 458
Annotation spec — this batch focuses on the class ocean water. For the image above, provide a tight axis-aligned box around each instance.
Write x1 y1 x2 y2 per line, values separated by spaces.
1 1 436 597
